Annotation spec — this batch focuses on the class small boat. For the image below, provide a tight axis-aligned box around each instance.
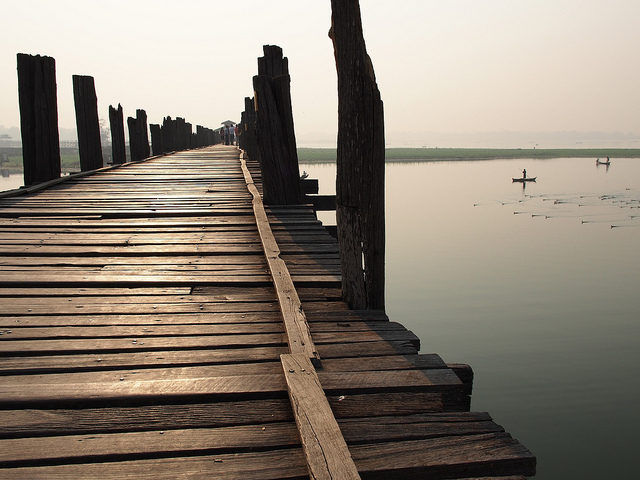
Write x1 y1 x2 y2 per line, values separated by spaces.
596 160 611 165
512 177 536 182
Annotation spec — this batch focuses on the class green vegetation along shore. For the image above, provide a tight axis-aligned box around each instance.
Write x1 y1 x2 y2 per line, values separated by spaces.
298 147 640 163
2 147 639 173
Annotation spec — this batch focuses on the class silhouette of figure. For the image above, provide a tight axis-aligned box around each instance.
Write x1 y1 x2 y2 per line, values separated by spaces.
522 168 527 179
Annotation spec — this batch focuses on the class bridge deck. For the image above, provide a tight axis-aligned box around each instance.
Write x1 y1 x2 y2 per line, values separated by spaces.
0 146 534 478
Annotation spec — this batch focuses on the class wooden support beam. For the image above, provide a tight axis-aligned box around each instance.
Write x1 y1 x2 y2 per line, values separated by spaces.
282 353 361 480
305 194 336 211
300 178 319 194
108 104 126 164
16 53 61 186
72 75 103 171
239 152 318 362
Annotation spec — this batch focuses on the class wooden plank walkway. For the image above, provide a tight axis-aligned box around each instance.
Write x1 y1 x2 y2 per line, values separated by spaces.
0 146 535 478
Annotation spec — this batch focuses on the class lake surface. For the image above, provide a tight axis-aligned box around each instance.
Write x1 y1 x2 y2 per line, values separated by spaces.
301 158 639 479
0 174 24 192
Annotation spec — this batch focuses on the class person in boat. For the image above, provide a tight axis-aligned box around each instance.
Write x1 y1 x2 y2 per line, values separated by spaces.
522 168 527 179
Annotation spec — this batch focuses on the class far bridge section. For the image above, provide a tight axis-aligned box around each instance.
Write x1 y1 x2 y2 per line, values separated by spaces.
0 146 535 479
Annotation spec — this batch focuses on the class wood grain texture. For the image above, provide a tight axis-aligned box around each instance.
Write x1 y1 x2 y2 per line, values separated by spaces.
330 0 385 310
282 353 360 480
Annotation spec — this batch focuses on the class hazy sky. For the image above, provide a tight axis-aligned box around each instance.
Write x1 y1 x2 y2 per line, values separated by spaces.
1 0 639 147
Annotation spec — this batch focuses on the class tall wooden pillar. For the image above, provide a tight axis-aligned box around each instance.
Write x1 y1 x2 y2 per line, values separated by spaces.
127 109 150 162
253 45 301 205
330 0 386 310
72 75 103 171
109 104 126 164
149 124 162 156
16 53 61 186
240 96 257 162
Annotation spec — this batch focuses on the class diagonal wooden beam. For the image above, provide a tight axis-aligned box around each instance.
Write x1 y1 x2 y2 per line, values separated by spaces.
240 149 360 478
282 353 360 480
239 151 318 363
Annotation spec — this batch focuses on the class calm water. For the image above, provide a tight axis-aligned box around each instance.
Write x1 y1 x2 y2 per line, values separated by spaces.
0 174 23 192
302 158 640 479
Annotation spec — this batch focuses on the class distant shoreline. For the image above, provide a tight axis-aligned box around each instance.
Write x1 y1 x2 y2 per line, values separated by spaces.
298 147 640 163
2 147 639 173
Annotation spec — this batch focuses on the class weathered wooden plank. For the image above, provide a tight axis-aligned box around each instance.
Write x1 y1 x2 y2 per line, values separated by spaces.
0 346 287 374
0 323 286 340
0 243 337 255
0 362 284 385
0 312 283 327
0 333 288 355
0 423 300 466
0 350 443 376
281 353 360 479
0 433 535 479
0 394 472 441
0 329 418 348
0 343 422 375
0 320 406 339
0 450 308 479
0 369 463 404
0 301 279 315
0 415 505 467
351 434 536 479
0 287 191 296
0 292 276 306
0 375 287 404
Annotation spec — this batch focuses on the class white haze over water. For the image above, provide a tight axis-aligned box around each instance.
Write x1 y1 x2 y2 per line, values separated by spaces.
1 0 639 148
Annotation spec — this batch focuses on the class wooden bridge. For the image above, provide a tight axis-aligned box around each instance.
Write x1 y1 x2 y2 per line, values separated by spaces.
0 146 535 479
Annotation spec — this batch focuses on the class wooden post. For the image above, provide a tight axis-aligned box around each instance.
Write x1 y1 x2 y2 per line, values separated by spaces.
72 75 103 171
330 0 386 310
16 53 61 186
186 122 193 149
253 46 301 205
160 117 173 153
240 96 257 162
108 104 126 164
149 124 162 156
127 109 150 162
175 117 187 150
136 109 150 159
